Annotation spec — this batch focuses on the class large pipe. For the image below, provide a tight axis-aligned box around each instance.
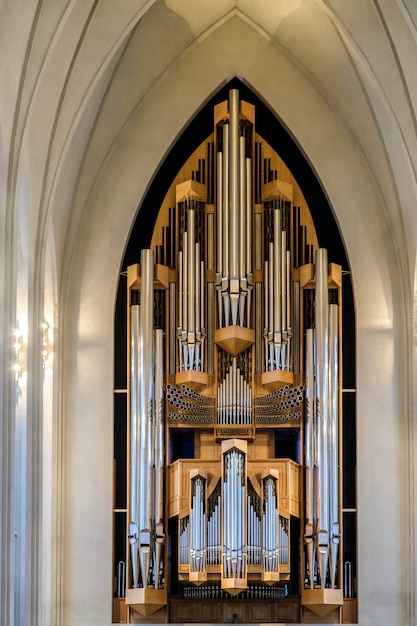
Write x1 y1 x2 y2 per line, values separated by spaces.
182 231 188 369
304 328 315 589
153 328 165 588
315 248 330 587
273 208 282 368
187 206 196 368
130 303 140 587
329 303 339 588
138 248 154 588
229 89 240 281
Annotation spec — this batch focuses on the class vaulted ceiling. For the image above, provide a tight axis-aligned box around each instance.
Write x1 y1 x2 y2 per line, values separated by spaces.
2 0 417 292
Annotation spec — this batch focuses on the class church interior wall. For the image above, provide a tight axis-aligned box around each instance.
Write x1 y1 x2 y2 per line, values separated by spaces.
1 2 417 625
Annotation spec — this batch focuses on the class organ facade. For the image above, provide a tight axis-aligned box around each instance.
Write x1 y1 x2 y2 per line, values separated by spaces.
113 88 356 624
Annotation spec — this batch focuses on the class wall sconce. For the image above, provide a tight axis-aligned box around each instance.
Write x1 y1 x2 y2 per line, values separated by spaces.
41 321 52 368
13 328 25 379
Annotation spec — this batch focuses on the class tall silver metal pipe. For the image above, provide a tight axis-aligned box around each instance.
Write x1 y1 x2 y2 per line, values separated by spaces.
229 89 240 281
328 304 339 588
182 231 188 369
187 207 196 368
286 250 292 370
216 90 253 328
273 208 282 367
130 303 140 587
153 328 165 588
315 248 330 587
246 158 253 327
178 250 184 371
223 123 229 280
129 248 154 589
217 150 224 328
304 328 315 588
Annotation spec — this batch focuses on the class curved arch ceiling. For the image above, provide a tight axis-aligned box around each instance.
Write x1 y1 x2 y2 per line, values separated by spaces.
42 0 414 288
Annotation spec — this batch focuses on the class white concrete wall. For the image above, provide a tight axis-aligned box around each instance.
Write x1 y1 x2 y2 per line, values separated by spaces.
1 2 417 625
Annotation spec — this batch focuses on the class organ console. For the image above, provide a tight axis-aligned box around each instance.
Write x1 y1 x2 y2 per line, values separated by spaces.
120 88 351 623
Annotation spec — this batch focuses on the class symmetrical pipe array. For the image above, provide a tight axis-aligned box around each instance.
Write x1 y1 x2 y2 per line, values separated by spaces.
217 357 252 424
264 201 292 371
126 87 346 608
129 249 165 589
178 201 205 371
304 249 340 589
216 89 253 328
223 449 246 580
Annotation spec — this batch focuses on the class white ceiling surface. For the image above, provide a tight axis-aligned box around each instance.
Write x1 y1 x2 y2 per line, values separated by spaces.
1 0 416 286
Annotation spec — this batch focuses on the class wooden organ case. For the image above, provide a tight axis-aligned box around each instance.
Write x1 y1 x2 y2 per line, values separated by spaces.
115 89 356 624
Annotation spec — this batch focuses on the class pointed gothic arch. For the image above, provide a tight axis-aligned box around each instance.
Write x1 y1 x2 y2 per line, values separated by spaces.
113 79 356 623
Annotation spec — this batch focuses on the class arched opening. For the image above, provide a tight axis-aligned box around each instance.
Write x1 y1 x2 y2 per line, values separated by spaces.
112 79 356 624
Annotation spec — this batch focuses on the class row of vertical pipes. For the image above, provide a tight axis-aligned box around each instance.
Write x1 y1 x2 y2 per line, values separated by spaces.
216 357 252 424
264 202 292 372
129 249 165 589
216 89 253 328
223 449 246 580
304 249 340 589
178 201 205 371
190 476 207 573
262 476 279 573
187 451 289 583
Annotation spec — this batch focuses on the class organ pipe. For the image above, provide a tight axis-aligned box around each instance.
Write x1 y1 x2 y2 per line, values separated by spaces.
315 248 330 587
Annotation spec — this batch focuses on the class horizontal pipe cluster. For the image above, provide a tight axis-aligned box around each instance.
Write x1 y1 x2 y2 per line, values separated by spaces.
166 383 214 424
254 383 303 424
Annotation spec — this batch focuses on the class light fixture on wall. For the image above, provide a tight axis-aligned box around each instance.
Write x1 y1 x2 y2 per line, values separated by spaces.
41 321 52 368
13 328 24 378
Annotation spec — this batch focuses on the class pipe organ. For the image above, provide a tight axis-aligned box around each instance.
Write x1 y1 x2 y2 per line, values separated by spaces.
123 88 348 622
